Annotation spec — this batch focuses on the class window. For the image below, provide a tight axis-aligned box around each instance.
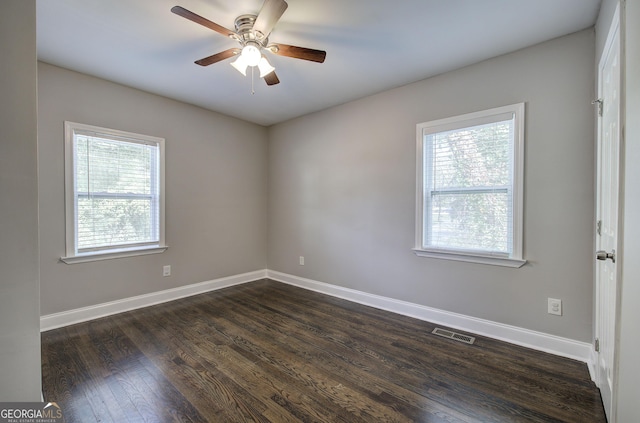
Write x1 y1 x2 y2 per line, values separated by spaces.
63 122 167 263
414 103 525 267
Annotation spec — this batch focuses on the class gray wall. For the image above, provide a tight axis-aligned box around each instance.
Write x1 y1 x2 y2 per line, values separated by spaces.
38 63 268 315
0 0 42 400
268 30 596 341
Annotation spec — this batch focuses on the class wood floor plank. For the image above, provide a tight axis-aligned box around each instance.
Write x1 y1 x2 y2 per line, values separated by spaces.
114 307 269 422
41 328 102 423
246 291 559 422
203 288 470 422
63 324 131 423
248 281 603 421
42 279 606 422
214 284 562 421
187 295 375 423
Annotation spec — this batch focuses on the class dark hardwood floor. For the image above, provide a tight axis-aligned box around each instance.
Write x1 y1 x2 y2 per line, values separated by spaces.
41 279 606 422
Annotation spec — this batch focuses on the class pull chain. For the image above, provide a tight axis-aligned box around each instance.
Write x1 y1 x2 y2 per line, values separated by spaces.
251 66 255 95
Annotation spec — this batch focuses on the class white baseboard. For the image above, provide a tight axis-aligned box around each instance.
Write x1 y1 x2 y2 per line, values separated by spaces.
40 268 595 381
267 270 594 372
40 270 267 332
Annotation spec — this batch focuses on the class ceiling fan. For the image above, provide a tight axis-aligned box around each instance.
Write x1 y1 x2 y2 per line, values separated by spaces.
171 0 327 86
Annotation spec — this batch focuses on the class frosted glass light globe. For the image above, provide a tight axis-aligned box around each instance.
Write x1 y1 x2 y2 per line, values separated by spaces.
241 44 261 67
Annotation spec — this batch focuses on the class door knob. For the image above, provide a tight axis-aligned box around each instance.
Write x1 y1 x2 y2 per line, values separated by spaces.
596 249 616 263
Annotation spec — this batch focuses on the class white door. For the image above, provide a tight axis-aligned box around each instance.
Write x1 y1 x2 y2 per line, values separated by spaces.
595 5 621 422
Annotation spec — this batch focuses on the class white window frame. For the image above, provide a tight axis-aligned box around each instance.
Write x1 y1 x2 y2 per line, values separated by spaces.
62 121 167 264
414 103 526 268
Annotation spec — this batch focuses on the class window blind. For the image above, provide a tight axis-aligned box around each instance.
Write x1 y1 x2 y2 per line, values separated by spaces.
73 131 160 253
423 117 514 255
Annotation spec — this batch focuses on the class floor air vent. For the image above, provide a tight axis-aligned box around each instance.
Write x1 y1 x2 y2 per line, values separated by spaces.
432 328 475 345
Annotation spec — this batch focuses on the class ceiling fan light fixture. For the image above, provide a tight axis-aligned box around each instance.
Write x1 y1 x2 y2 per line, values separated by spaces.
258 56 275 77
240 43 262 67
230 55 249 76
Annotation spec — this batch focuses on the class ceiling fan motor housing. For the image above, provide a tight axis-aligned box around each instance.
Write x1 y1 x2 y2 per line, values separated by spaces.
233 15 268 48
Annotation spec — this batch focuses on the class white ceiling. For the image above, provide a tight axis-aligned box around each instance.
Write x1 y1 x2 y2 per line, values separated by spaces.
37 0 601 126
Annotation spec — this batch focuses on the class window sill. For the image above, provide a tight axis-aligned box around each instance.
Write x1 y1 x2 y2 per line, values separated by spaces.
61 245 168 264
413 248 526 268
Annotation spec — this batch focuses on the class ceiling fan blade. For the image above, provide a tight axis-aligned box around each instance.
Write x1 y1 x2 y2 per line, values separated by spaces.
194 48 240 66
264 71 280 86
253 0 288 38
271 44 326 63
171 6 235 37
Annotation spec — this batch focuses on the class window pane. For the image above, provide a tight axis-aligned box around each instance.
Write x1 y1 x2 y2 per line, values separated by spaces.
77 197 153 250
428 191 510 254
76 136 154 195
73 131 160 252
429 120 512 190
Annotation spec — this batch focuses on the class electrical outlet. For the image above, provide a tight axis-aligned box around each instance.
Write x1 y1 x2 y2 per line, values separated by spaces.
163 265 171 277
299 256 304 266
548 298 562 316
